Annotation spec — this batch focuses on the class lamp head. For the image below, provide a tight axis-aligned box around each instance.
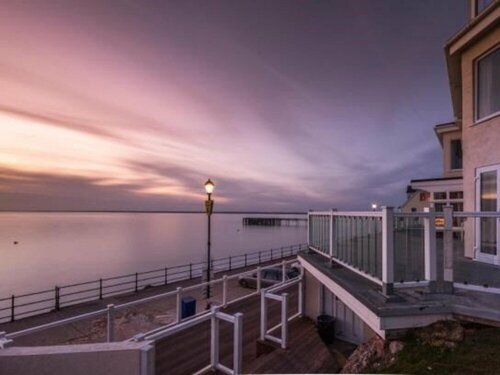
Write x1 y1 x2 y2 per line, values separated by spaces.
204 179 215 195
371 203 378 210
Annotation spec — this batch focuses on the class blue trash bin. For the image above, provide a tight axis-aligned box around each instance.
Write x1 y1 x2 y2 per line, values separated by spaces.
181 296 196 319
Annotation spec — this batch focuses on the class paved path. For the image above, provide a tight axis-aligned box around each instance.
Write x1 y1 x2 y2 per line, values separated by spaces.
0 257 296 346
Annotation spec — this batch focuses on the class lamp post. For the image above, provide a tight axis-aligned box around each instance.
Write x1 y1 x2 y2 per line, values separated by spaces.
204 179 215 299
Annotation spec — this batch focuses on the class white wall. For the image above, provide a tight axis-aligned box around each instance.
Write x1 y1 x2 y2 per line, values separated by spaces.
0 341 154 375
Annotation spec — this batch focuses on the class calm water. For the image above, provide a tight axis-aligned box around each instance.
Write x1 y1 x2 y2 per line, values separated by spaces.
0 212 306 296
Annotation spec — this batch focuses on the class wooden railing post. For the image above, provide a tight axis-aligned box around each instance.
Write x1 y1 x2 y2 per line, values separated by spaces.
423 207 437 290
381 207 394 295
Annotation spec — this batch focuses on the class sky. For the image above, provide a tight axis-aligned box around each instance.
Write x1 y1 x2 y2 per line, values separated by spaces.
0 0 467 212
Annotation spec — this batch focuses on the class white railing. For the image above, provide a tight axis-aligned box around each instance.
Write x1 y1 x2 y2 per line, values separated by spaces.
260 269 304 349
308 207 443 294
133 305 243 375
1 258 300 347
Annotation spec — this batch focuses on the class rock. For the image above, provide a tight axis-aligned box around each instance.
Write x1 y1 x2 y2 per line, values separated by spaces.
341 336 385 374
389 340 404 354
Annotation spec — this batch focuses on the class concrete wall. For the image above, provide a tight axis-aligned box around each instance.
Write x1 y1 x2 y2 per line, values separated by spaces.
461 24 500 258
0 341 155 375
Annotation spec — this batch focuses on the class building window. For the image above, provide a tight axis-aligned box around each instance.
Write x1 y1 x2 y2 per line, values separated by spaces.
434 192 447 200
450 139 462 170
419 192 430 202
475 165 500 263
450 191 464 200
434 203 445 212
476 0 494 14
476 46 500 121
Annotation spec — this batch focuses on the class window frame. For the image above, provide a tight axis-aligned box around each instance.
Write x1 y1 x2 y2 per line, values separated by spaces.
474 44 500 124
475 163 500 264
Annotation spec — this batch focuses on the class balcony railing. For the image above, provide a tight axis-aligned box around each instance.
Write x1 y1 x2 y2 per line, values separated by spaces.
309 207 500 295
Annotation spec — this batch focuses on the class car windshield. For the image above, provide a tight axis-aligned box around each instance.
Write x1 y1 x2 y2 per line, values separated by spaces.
287 268 300 279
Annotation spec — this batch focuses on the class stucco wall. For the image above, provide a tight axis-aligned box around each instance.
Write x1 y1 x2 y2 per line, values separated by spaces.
461 24 500 258
304 269 321 319
0 341 155 375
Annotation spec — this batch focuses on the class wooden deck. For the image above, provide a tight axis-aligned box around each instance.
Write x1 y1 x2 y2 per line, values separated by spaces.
154 286 338 374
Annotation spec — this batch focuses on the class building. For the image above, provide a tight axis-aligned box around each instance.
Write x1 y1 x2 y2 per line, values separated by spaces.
301 0 500 345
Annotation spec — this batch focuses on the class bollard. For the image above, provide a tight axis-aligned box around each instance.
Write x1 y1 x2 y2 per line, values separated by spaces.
222 275 228 307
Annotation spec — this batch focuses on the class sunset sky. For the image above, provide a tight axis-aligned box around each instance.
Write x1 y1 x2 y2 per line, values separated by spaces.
0 0 466 211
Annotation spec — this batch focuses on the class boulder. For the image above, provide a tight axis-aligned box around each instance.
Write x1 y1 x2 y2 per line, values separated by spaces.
389 340 404 355
341 336 385 374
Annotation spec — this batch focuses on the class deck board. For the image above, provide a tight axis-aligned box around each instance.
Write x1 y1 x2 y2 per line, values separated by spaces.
154 285 336 374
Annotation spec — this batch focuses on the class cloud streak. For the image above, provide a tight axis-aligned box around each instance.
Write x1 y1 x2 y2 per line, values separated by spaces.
0 0 466 211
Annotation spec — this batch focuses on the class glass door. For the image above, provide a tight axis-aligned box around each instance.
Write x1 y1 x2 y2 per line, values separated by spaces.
475 166 500 264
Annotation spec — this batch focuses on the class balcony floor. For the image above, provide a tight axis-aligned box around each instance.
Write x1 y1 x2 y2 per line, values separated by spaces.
299 250 500 335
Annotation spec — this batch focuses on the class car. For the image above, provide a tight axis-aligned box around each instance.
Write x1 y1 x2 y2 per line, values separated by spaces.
238 266 300 289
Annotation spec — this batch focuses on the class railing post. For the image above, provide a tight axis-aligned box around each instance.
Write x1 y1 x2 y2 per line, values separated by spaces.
423 207 437 290
176 287 182 323
135 273 139 292
257 266 262 292
99 279 103 300
271 248 273 261
258 251 262 265
282 260 286 282
307 210 311 247
10 295 14 322
381 207 394 296
244 254 247 268
189 263 192 279
107 304 115 342
229 256 232 271
210 306 219 370
222 275 228 307
55 286 60 311
233 312 243 374
442 205 455 293
281 293 289 349
164 267 168 285
299 266 304 317
260 290 267 341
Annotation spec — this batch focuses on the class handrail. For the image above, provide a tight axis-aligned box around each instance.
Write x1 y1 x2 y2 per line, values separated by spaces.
0 243 306 323
3 258 302 341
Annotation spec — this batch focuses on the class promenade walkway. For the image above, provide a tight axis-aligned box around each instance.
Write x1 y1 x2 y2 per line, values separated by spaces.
0 257 298 347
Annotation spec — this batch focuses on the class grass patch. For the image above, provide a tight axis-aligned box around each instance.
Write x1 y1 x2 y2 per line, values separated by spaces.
380 326 500 374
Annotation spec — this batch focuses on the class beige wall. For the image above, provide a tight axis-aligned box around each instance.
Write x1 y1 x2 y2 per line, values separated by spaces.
0 341 155 375
442 129 463 178
304 269 321 319
400 191 429 213
461 24 500 257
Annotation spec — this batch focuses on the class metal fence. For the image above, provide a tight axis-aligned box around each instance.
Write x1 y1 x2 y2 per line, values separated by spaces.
0 243 306 323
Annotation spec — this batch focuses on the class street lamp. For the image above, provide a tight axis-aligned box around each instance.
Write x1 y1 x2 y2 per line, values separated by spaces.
371 203 378 211
204 179 215 299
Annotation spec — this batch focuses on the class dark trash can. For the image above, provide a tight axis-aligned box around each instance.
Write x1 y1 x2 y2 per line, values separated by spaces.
317 314 336 344
181 296 196 319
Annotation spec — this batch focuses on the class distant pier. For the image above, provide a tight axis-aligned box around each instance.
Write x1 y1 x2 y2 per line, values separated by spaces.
242 217 307 226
